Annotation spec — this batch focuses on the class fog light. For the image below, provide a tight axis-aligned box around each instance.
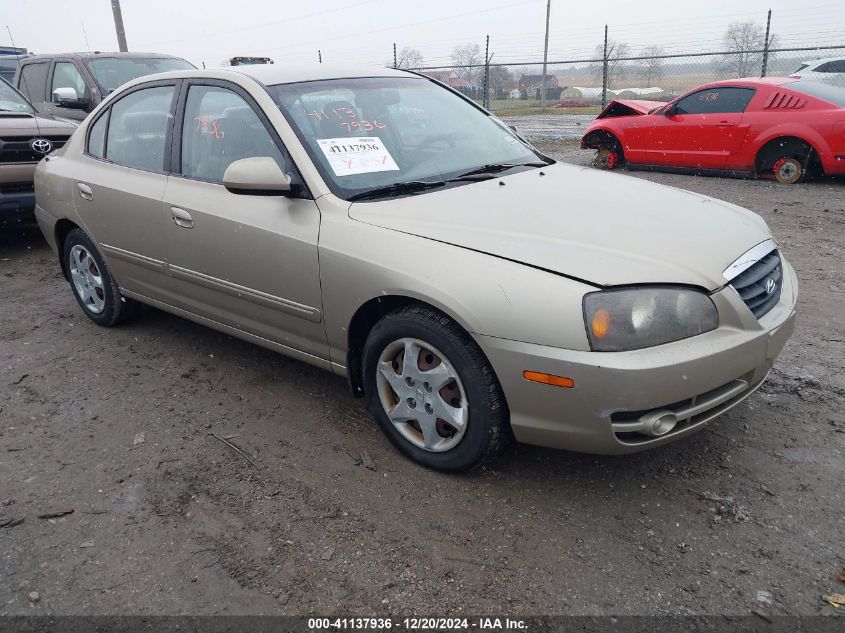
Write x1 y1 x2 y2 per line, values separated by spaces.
639 410 678 437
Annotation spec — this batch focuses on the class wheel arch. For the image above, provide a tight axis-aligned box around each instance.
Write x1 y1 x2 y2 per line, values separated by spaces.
345 294 475 398
581 127 623 150
752 129 829 176
54 218 82 281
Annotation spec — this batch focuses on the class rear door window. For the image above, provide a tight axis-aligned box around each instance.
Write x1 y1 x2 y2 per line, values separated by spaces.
17 62 49 103
87 111 108 158
106 85 175 172
674 87 755 115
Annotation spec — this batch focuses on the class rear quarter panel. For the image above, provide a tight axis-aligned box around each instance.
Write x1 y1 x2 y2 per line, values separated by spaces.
740 88 845 173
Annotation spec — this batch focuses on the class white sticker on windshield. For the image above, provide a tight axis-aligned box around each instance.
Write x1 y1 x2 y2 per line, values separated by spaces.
316 137 400 176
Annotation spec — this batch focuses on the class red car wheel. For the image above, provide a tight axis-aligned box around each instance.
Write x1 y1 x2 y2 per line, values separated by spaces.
772 158 803 185
595 148 619 170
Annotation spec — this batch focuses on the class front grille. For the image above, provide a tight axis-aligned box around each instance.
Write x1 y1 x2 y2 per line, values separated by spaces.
0 182 34 194
0 135 69 163
728 250 783 319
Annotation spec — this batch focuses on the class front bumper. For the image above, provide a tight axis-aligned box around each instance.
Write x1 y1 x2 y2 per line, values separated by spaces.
0 163 37 220
476 259 798 454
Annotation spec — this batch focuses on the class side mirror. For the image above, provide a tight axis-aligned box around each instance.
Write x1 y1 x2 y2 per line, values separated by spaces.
53 86 87 109
223 157 292 195
664 104 677 116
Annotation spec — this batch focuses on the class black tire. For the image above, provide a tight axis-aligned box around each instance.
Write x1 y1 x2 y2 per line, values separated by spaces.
62 228 135 327
362 305 512 472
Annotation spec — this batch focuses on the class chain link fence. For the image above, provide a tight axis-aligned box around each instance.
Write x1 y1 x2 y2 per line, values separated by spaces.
399 43 845 140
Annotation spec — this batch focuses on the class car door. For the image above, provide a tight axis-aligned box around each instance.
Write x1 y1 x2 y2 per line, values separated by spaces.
73 80 178 302
642 87 755 169
161 80 327 360
45 59 94 121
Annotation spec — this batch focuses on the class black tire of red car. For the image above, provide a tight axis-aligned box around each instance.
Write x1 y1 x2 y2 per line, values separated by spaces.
63 229 136 327
362 304 512 472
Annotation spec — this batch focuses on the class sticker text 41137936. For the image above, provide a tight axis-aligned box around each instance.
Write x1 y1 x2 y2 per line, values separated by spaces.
316 137 400 177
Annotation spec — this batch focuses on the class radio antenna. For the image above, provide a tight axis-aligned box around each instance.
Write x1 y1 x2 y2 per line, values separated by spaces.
81 20 92 53
5 25 44 137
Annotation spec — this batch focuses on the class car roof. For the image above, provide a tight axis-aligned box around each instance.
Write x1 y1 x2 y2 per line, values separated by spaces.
21 51 187 62
222 63 413 85
118 63 416 89
699 77 795 89
804 57 845 66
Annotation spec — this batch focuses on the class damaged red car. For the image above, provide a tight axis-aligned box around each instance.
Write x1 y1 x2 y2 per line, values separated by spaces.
581 78 845 184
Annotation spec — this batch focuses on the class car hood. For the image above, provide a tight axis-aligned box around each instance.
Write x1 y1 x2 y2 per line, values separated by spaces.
596 99 666 118
348 162 772 290
0 112 78 135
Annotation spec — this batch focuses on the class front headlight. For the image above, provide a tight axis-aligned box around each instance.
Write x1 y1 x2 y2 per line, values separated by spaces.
583 287 718 351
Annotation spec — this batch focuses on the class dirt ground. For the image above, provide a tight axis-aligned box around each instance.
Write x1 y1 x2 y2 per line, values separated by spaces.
1 143 844 617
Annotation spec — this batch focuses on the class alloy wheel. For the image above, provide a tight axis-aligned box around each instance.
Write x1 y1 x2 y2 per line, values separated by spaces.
69 244 106 314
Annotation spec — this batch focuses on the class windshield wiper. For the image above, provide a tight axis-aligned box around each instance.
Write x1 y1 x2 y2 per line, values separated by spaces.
449 161 551 181
347 180 446 202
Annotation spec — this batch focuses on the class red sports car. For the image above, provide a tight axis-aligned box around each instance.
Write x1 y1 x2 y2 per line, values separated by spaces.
581 78 845 184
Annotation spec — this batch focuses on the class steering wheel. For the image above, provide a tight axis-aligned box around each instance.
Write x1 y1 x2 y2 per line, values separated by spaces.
407 134 458 163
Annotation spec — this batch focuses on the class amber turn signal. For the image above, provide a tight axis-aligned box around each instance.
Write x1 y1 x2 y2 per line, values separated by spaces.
591 308 611 340
523 371 575 388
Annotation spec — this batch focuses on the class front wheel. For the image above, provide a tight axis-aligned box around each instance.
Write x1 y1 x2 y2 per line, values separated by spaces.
63 229 135 326
595 146 621 170
362 305 511 471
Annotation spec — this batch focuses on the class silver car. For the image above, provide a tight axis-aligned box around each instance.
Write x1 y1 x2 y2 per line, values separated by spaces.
33 64 797 471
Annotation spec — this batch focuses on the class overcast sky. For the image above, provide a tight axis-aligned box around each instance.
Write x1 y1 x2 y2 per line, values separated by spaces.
3 0 844 68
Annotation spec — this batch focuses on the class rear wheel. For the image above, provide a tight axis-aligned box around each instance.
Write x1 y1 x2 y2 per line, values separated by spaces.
772 157 803 185
362 305 511 471
63 229 135 326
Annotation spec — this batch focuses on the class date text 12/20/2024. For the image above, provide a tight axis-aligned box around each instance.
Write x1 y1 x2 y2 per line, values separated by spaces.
307 618 528 631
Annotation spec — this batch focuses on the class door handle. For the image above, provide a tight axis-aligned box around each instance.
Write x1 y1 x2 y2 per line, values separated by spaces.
77 182 93 201
716 121 736 127
170 207 194 229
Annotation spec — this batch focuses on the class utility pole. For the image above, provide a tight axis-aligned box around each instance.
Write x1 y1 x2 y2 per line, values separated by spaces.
761 9 772 77
393 43 397 68
110 0 128 52
540 0 551 111
601 25 609 109
318 50 322 63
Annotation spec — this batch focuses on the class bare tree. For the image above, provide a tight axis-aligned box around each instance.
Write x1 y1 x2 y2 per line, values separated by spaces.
487 65 513 99
451 43 481 83
593 40 630 89
720 21 774 78
638 45 665 86
393 47 423 70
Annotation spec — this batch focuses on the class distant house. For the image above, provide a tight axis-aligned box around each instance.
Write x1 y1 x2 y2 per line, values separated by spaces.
423 70 482 98
422 70 455 84
518 74 562 100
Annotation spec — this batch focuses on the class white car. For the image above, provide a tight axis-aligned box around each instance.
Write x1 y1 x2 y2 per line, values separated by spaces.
790 57 845 85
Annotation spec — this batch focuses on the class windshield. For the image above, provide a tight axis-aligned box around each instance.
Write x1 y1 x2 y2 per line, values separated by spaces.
788 80 845 106
85 57 195 93
269 76 543 200
0 78 34 113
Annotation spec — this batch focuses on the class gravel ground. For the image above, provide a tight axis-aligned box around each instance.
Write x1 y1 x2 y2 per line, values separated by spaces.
1 143 844 617
498 114 595 141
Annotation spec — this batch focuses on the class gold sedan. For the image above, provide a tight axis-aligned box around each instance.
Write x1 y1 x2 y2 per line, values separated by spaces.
34 65 797 471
